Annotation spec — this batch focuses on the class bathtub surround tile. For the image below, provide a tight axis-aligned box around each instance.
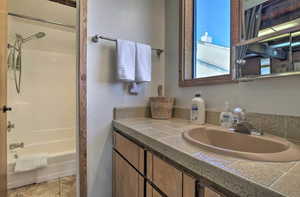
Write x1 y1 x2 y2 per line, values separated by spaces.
8 176 76 197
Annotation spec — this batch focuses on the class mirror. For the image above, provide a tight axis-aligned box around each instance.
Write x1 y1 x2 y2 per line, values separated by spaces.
236 0 300 80
179 0 238 86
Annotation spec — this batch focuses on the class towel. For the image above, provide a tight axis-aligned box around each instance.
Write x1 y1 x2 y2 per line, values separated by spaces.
135 43 152 82
14 154 48 173
117 40 136 81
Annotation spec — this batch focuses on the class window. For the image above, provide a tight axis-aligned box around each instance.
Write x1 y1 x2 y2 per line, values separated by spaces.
179 0 239 87
194 0 231 79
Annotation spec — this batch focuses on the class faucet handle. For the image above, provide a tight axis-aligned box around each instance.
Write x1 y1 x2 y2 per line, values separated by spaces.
7 121 15 132
233 107 246 124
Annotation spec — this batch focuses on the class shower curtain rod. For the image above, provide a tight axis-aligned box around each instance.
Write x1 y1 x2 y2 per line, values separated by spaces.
8 12 76 29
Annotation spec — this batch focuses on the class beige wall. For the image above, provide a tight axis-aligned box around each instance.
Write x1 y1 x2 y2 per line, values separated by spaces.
165 0 300 117
87 0 165 196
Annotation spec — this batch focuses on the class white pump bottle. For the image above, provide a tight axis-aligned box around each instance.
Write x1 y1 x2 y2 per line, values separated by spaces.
191 94 206 125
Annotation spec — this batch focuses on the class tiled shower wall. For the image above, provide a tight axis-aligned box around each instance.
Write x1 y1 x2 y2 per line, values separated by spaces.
7 17 76 151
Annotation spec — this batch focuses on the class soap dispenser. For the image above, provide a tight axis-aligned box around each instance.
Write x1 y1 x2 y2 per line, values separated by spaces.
191 94 206 125
219 102 233 128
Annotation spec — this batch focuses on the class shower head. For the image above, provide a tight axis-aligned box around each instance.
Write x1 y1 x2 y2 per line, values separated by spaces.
22 32 46 43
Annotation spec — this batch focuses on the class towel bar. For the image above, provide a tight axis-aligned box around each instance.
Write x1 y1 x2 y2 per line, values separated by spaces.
91 34 164 56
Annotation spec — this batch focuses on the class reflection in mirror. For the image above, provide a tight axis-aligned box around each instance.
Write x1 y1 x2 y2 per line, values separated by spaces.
258 0 300 38
236 0 300 80
291 31 300 72
193 0 231 79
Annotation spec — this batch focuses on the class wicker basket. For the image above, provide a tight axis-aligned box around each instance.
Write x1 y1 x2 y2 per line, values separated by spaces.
150 97 175 120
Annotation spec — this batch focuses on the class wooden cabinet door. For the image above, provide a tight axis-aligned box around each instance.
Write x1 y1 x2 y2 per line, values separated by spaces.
113 132 144 174
113 151 143 197
204 187 221 197
146 183 162 197
147 152 183 197
183 174 196 197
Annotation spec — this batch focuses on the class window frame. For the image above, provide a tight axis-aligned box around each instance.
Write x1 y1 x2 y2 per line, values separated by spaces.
179 0 241 87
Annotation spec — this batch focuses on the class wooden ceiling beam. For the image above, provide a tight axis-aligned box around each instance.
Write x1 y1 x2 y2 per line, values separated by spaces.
261 0 300 29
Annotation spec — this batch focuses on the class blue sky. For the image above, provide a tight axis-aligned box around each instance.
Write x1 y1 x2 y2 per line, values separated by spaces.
195 0 231 47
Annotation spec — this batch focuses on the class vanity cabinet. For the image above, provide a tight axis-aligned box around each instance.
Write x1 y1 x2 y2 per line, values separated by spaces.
203 188 221 197
113 152 144 197
147 152 183 197
113 131 234 197
113 132 145 197
146 183 162 197
183 174 196 197
198 179 227 197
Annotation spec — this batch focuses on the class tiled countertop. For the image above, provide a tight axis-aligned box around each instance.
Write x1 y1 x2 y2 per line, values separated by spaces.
113 118 300 197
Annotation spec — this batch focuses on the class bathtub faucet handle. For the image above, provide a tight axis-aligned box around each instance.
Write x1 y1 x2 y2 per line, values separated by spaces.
1 105 12 113
9 142 24 150
7 121 15 132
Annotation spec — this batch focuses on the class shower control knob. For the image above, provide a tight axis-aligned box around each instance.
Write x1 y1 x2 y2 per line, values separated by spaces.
7 121 15 132
1 106 12 113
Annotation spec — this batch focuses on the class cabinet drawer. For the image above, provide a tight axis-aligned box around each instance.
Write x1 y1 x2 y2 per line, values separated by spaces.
113 132 144 174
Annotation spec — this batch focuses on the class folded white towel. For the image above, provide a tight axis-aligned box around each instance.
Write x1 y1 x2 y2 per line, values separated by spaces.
117 40 136 81
14 154 48 173
135 43 152 82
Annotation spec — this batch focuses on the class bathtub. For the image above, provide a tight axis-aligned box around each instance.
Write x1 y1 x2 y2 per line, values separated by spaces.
7 139 76 189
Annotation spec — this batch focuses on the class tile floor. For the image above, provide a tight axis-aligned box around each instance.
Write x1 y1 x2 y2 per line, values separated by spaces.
8 176 76 197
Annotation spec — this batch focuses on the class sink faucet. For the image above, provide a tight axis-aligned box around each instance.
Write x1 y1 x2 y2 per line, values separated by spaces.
232 108 263 136
234 121 263 136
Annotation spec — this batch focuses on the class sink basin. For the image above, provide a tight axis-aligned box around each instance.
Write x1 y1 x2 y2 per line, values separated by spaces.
183 126 300 162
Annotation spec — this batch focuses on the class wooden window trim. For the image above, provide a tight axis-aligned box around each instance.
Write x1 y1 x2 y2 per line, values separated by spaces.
79 0 87 196
179 0 241 87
